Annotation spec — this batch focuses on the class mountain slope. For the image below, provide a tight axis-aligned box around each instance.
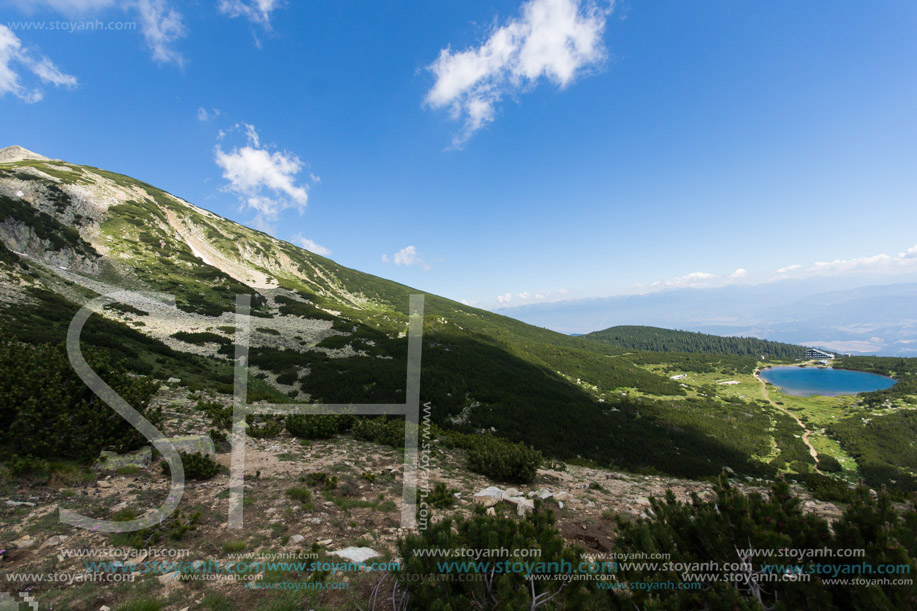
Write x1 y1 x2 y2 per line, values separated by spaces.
0 147 820 479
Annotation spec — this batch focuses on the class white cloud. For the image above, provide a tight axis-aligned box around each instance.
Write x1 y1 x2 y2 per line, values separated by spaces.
243 122 260 146
0 25 77 102
425 0 611 146
29 56 78 87
197 107 221 121
394 246 418 266
291 233 331 256
214 123 314 220
662 271 715 288
802 247 917 275
812 253 894 273
492 287 571 307
790 246 917 277
218 0 284 26
382 245 431 270
646 244 917 294
136 0 186 66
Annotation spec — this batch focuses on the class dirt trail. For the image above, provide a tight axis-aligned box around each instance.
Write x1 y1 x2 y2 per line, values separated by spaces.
756 368 822 473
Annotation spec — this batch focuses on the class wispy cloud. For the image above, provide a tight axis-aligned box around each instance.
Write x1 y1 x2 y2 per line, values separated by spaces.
658 271 715 289
775 246 917 278
0 24 77 102
291 233 331 257
381 245 431 270
638 244 917 294
136 0 186 66
197 107 221 121
633 269 746 292
811 253 894 273
425 0 611 147
214 123 316 225
494 287 569 306
218 0 284 26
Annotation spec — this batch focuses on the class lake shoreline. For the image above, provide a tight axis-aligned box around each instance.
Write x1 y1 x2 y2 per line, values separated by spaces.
759 364 896 397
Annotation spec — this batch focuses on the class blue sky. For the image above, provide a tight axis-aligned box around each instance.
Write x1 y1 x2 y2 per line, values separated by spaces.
2 0 917 309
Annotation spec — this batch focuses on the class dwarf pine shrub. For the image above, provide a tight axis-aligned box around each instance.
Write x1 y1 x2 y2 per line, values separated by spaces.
161 452 221 480
0 334 159 463
285 414 352 439
465 436 543 484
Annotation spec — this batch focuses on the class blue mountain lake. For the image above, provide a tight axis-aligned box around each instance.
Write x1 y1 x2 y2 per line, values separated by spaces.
760 366 896 396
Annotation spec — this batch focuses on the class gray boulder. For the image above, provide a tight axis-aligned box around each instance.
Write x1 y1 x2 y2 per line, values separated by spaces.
157 435 215 457
473 487 504 508
94 446 152 470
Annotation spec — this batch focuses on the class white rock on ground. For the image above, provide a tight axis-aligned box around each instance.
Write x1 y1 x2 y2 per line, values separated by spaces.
157 435 216 457
157 571 181 589
473 487 504 508
12 535 35 549
515 498 535 516
329 547 380 563
42 535 68 548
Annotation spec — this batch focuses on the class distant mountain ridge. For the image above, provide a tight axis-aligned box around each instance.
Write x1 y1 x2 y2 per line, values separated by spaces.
586 325 808 359
498 280 917 356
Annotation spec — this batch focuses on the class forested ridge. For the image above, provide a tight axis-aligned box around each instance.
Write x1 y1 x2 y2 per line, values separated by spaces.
587 325 806 359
